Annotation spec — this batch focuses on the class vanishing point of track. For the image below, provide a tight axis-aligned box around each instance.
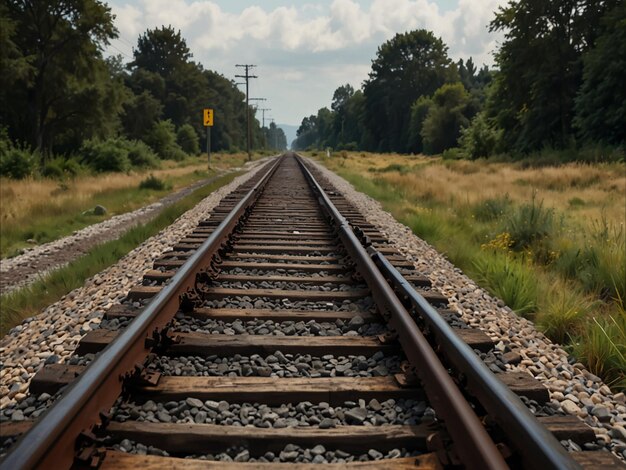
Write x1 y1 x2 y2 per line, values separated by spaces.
0 154 621 469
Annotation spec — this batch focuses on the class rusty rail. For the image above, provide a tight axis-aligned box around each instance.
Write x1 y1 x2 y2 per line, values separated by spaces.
296 156 509 469
0 157 283 470
371 251 581 470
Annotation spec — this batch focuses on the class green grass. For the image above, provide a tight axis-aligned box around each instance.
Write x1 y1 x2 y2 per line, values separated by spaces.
473 253 539 317
572 313 626 390
0 172 240 336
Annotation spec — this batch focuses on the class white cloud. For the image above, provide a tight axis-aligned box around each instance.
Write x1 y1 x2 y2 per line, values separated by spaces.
108 0 506 124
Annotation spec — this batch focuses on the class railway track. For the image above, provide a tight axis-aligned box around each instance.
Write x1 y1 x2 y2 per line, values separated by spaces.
0 154 622 469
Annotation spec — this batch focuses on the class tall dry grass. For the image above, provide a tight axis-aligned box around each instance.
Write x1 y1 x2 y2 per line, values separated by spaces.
0 152 254 257
1 165 201 224
315 151 626 390
321 152 626 225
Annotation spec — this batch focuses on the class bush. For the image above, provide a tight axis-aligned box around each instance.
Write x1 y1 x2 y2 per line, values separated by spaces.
0 145 37 179
41 157 83 179
80 139 131 173
41 159 64 178
146 120 187 161
139 174 171 191
176 124 200 155
460 112 503 159
503 194 555 249
441 147 466 160
60 158 83 177
123 140 159 168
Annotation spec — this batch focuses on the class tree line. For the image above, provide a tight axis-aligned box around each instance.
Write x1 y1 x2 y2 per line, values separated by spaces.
0 1 286 179
293 0 625 159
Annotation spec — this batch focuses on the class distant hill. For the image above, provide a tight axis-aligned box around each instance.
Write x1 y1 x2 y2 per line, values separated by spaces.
278 124 298 149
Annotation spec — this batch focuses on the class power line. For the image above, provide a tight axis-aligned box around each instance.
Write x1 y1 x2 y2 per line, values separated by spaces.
235 64 257 161
108 40 133 59
116 36 136 48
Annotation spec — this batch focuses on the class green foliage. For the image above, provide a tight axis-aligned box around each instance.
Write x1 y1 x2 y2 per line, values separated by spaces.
139 174 170 191
503 194 555 249
131 26 192 78
146 120 186 160
123 140 159 168
121 90 163 141
460 111 503 159
421 82 472 154
574 3 626 145
441 148 466 160
408 96 432 153
263 122 288 151
572 314 626 390
80 139 131 173
2 0 121 158
488 0 616 152
473 253 539 317
177 124 200 155
363 29 458 153
39 157 84 180
0 143 36 179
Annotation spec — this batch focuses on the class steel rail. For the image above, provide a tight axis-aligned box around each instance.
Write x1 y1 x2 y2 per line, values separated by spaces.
0 157 284 470
371 251 582 470
295 155 508 470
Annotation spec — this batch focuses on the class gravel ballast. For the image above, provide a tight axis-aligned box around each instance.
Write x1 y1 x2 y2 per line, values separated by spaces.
109 438 420 464
0 159 271 410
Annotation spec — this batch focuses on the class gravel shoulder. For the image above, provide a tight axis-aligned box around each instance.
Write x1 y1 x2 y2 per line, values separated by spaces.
0 172 237 295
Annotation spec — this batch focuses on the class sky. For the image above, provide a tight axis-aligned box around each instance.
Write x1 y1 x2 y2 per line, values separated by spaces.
104 0 506 127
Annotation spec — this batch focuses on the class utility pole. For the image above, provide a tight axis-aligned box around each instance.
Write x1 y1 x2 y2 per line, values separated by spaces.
258 107 270 149
269 118 276 150
235 64 257 161
258 108 270 129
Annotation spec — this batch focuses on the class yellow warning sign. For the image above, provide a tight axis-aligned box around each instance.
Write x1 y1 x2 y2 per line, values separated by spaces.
203 108 214 127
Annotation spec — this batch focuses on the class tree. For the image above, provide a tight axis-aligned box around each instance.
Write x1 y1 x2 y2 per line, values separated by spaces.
331 84 355 147
265 122 287 151
126 28 254 152
363 29 458 153
131 26 192 79
574 2 626 145
408 96 433 153
2 0 119 158
421 83 472 154
121 91 163 140
488 0 618 152
293 115 319 150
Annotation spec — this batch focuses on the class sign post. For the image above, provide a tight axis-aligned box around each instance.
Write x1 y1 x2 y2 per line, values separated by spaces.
203 108 214 170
